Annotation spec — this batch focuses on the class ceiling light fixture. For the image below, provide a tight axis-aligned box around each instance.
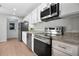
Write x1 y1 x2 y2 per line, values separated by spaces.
0 4 16 15
12 8 16 15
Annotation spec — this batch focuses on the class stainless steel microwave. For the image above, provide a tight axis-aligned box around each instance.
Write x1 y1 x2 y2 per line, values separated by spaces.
41 3 59 20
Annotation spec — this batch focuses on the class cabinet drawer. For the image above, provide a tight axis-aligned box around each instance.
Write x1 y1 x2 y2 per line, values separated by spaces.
52 48 69 56
52 40 78 56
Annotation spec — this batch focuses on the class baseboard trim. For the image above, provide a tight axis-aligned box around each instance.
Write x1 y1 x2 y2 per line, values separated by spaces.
7 38 18 40
0 40 7 43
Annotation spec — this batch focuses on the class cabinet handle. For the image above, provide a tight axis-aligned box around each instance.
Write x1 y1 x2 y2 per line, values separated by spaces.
58 45 66 49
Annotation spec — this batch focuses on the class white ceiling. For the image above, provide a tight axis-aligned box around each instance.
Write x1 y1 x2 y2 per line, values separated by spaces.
0 3 41 17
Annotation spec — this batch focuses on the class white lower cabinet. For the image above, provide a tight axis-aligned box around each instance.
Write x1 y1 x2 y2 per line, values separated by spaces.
52 40 79 56
52 48 69 56
22 32 27 45
31 34 34 52
22 31 34 52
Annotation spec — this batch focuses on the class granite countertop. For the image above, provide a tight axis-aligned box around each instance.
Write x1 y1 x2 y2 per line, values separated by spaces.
22 30 45 34
22 31 79 45
52 32 79 45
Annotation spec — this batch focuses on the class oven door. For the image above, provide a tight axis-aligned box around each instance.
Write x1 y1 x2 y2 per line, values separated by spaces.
34 38 51 56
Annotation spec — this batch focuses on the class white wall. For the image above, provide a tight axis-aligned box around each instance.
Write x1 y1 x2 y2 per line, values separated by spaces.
0 15 7 42
34 16 79 32
7 18 18 39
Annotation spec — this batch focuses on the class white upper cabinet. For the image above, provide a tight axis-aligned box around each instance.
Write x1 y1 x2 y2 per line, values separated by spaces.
31 8 38 24
28 13 32 24
37 4 43 23
23 13 32 24
31 3 48 24
60 3 79 17
40 3 46 11
40 3 49 11
23 3 49 24
23 14 30 22
23 3 79 23
23 16 28 21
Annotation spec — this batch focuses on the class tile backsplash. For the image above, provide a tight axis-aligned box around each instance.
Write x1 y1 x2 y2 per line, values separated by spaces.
34 16 79 32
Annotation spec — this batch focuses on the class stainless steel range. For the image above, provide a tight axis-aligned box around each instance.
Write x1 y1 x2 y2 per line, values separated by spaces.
33 26 64 56
34 33 52 56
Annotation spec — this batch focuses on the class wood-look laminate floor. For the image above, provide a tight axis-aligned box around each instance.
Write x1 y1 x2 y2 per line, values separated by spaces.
0 39 33 56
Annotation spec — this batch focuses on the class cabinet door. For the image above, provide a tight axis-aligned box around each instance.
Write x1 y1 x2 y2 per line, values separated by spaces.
28 14 32 24
31 9 38 24
41 3 49 11
23 13 32 24
23 15 29 22
37 4 42 22
52 40 78 56
22 32 27 44
60 3 79 16
32 34 34 52
52 48 69 56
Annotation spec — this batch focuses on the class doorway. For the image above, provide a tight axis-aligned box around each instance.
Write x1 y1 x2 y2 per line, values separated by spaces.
7 19 18 40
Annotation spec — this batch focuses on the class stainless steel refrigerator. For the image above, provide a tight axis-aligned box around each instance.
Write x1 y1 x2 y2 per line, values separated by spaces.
18 21 29 41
